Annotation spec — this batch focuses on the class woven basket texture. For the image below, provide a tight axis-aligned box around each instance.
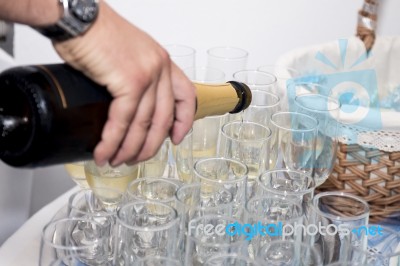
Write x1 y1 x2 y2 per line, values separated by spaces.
318 142 400 223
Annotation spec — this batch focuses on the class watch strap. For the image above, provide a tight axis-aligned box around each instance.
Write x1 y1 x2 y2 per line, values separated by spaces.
34 24 74 42
33 0 97 42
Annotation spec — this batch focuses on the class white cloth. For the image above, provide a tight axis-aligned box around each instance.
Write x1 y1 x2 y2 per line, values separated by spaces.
0 186 78 266
276 36 400 151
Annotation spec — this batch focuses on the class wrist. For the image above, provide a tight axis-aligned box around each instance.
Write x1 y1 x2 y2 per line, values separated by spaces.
52 0 111 72
34 0 100 42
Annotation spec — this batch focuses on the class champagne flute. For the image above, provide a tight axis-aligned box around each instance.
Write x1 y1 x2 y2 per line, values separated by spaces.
84 161 139 206
64 161 89 189
292 91 341 186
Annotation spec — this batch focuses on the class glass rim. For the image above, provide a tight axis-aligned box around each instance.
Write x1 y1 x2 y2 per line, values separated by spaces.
257 65 299 79
207 46 249 60
68 187 124 215
84 160 139 175
186 214 248 247
126 177 180 203
294 93 341 113
258 169 317 196
193 157 248 184
136 256 182 265
258 239 322 264
350 242 400 261
41 217 106 250
270 111 319 132
312 191 370 221
245 195 304 223
163 44 196 57
116 200 179 231
221 121 272 143
233 70 277 86
184 66 226 83
204 253 261 265
175 183 234 210
246 89 280 108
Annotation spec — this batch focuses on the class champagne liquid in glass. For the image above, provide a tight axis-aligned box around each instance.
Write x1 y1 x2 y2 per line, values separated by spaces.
86 166 139 192
174 155 193 183
64 162 89 189
140 160 167 177
192 146 217 162
85 162 139 207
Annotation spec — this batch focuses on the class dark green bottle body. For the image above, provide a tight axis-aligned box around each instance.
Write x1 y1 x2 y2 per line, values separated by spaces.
0 64 252 168
0 64 112 167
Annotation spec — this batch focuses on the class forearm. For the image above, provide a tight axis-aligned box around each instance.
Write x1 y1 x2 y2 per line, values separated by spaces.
0 0 59 26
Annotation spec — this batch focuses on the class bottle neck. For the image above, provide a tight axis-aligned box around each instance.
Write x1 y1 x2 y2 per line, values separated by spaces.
194 82 251 120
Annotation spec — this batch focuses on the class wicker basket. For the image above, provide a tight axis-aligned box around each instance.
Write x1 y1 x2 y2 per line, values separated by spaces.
276 6 400 221
318 142 400 223
315 0 400 223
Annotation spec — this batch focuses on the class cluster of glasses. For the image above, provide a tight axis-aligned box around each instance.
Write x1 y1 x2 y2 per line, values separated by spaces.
48 45 400 266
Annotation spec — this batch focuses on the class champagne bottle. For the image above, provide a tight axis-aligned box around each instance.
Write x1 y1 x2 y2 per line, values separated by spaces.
0 64 251 167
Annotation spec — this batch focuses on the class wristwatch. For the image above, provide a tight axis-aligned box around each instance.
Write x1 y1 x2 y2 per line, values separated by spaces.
35 0 99 42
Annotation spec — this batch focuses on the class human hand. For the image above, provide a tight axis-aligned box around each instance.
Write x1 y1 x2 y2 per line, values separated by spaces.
53 1 196 166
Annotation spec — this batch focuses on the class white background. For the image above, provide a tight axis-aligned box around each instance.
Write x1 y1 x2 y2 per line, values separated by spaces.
1 0 400 244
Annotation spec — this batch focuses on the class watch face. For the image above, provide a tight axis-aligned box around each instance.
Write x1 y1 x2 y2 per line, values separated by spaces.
69 0 99 23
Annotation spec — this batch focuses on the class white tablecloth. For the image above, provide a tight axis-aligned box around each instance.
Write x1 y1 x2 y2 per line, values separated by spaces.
0 186 79 266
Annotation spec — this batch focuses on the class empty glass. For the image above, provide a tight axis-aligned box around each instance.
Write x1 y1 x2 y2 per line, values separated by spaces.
114 201 180 265
207 46 248 80
256 169 316 204
67 188 122 262
136 256 183 266
231 70 278 123
125 177 180 207
219 121 272 198
348 225 400 266
257 65 299 110
244 196 304 259
185 215 248 265
233 70 277 92
270 112 318 173
49 256 107 266
204 254 262 266
194 157 248 218
40 217 110 266
311 192 370 265
164 44 196 70
175 183 234 263
256 169 317 245
68 187 125 214
241 89 280 127
256 240 322 266
176 183 234 222
292 92 341 186
183 66 225 83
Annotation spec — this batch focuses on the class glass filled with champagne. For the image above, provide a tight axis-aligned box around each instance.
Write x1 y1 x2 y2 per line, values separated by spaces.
64 161 88 189
84 161 140 196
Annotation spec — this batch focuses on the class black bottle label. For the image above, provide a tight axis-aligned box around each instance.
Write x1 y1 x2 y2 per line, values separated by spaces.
37 64 112 108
